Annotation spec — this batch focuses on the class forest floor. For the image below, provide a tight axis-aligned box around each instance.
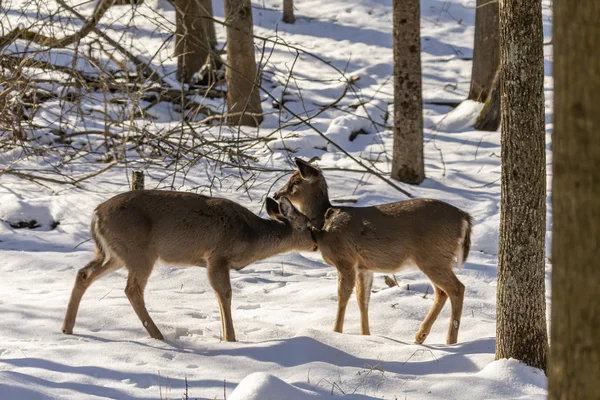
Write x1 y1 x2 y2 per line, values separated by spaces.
0 0 553 398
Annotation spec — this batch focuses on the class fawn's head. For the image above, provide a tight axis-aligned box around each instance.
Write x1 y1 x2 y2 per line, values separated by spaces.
273 158 329 212
266 196 318 251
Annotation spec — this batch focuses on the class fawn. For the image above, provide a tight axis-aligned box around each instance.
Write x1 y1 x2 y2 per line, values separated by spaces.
273 158 472 344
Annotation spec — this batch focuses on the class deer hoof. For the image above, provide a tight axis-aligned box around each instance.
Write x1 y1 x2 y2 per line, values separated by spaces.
415 331 428 344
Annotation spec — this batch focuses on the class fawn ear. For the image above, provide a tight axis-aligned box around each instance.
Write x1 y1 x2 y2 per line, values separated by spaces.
266 197 284 221
294 157 321 180
279 197 298 219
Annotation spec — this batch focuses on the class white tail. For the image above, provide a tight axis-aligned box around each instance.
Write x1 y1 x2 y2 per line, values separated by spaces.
62 190 316 341
274 158 473 345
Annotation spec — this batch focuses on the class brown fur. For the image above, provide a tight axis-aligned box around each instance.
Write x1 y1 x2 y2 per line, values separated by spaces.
62 190 315 341
275 159 473 344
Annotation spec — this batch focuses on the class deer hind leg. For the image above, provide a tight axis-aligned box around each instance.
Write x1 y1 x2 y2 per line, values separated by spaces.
334 264 356 334
62 256 124 335
124 258 164 340
438 272 465 345
419 265 465 345
356 270 373 335
207 259 236 342
415 285 448 344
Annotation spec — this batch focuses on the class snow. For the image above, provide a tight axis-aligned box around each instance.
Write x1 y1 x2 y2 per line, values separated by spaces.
0 0 554 398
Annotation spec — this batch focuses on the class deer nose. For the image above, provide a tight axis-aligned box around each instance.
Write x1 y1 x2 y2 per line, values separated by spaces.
273 190 283 200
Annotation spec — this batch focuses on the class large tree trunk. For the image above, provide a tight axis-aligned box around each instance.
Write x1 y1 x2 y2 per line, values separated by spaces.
495 0 548 371
468 0 500 101
549 2 600 398
223 0 263 126
174 0 217 84
282 0 295 23
391 0 424 184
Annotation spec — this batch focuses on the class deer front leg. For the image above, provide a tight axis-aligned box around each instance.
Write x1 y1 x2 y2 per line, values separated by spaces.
207 259 236 342
125 265 164 340
356 270 373 335
334 265 356 334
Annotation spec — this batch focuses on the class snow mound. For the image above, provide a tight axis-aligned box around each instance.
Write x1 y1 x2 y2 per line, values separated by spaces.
430 359 547 400
0 195 57 230
475 358 547 392
229 372 320 400
325 99 387 153
435 100 485 131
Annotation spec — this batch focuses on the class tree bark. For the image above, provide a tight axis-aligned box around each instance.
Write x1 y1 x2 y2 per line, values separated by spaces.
282 0 295 23
391 0 424 184
495 0 548 371
113 0 142 6
223 0 263 126
131 171 145 190
549 2 600 398
204 0 217 48
174 0 217 84
474 66 500 131
468 0 500 101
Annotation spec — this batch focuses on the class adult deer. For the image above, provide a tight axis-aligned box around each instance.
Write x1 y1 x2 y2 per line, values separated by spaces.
62 190 317 341
274 159 472 344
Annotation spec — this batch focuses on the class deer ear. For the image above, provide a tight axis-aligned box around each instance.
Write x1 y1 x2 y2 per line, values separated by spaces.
266 197 284 220
294 158 320 180
324 207 336 220
279 197 298 219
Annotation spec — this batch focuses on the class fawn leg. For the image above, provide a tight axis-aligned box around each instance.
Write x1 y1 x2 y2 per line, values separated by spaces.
356 270 373 335
415 285 448 344
334 264 356 333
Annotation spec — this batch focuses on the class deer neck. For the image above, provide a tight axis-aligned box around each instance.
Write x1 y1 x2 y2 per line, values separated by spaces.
249 218 310 262
300 194 332 230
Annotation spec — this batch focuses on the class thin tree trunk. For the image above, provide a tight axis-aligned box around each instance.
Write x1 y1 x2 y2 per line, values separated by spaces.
174 0 216 84
474 66 500 131
495 0 548 371
204 0 217 48
131 171 145 190
223 0 263 126
113 0 142 6
391 0 424 184
468 0 500 101
549 2 600 398
282 0 295 23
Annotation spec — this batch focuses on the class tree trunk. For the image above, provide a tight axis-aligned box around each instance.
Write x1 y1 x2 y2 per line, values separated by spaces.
391 0 424 185
131 171 145 190
468 0 500 101
223 0 263 126
495 0 548 371
474 66 500 131
282 0 295 23
204 0 217 48
548 2 600 398
174 0 217 84
113 0 142 6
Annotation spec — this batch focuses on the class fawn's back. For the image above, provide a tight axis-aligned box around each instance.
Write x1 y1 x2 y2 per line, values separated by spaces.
317 198 472 273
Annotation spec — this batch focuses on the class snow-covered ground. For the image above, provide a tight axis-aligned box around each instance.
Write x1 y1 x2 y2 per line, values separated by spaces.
0 0 553 398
